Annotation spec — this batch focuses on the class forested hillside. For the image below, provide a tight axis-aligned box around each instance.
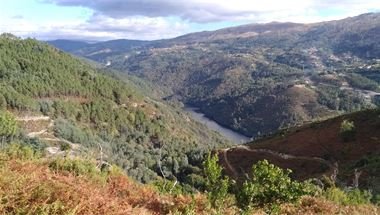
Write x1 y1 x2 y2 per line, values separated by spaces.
55 13 380 137
0 33 230 188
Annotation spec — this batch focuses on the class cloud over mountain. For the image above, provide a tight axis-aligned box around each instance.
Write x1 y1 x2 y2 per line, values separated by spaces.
47 0 380 23
2 0 380 40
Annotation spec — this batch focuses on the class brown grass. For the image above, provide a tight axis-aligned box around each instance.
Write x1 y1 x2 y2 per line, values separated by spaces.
0 159 208 215
280 196 379 215
0 157 378 214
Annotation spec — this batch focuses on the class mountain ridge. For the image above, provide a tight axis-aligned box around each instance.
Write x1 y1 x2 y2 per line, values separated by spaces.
48 12 380 137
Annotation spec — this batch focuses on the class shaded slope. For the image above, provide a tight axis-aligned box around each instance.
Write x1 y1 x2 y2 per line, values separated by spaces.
218 109 380 193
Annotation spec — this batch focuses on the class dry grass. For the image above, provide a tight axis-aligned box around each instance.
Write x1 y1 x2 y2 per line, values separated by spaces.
0 150 379 214
0 158 208 215
280 196 379 215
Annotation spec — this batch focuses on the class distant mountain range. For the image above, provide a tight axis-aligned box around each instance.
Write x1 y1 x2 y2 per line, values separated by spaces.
48 12 380 137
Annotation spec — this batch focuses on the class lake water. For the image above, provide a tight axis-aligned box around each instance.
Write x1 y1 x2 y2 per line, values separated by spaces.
184 107 250 144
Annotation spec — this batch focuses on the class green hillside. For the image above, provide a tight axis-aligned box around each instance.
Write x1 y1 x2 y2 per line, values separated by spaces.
0 33 230 188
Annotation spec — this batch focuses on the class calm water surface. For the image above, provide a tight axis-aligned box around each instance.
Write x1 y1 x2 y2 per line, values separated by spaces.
184 107 250 144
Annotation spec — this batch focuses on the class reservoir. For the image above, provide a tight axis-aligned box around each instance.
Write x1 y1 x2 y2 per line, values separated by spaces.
184 107 251 144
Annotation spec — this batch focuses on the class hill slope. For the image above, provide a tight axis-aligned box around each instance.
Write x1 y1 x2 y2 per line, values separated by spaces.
2 145 379 215
51 13 380 137
47 39 151 62
218 108 380 195
0 33 230 187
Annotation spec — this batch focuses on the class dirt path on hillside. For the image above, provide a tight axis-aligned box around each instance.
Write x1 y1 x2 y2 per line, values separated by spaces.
18 115 82 157
221 148 239 178
18 116 55 138
16 116 51 122
221 144 335 179
17 115 76 146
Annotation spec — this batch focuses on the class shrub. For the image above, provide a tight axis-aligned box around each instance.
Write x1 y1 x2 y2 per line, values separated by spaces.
235 160 318 211
0 94 6 110
59 142 71 151
324 187 372 205
203 153 230 209
0 111 18 138
340 120 356 142
53 118 95 147
48 158 100 178
3 143 40 160
152 179 185 195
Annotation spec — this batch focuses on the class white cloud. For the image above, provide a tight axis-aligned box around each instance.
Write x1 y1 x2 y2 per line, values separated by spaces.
0 14 189 41
2 0 379 40
47 0 380 23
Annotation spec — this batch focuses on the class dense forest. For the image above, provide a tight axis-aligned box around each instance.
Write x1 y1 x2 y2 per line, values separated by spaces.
0 34 231 189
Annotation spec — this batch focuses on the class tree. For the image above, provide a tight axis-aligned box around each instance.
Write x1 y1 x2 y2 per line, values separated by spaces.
0 111 17 137
0 94 6 110
0 111 18 145
340 119 356 142
235 160 317 211
203 153 230 209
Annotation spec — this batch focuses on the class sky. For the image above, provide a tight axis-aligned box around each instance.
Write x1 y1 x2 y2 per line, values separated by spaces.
0 0 379 41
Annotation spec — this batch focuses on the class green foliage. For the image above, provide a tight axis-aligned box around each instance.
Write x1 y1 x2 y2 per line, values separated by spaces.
0 94 6 110
324 187 372 205
340 119 356 142
346 73 380 91
48 158 100 177
0 35 230 188
53 118 96 147
235 160 318 211
0 111 18 138
2 143 40 160
59 142 71 151
203 153 230 209
152 179 186 195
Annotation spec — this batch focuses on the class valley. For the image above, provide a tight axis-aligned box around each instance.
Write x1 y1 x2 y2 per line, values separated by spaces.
1 9 380 214
50 13 380 138
0 34 231 187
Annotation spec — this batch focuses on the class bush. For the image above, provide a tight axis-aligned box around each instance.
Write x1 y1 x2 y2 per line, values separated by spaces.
53 118 95 147
59 142 71 151
203 153 230 209
48 158 100 178
340 120 356 142
0 111 18 138
3 143 40 160
235 160 318 211
324 187 372 205
0 94 6 110
152 179 185 195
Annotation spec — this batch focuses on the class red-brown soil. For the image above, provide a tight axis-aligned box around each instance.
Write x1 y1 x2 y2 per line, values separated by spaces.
219 109 380 183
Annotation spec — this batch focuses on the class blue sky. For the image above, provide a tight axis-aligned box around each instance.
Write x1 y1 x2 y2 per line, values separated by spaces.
0 0 379 41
